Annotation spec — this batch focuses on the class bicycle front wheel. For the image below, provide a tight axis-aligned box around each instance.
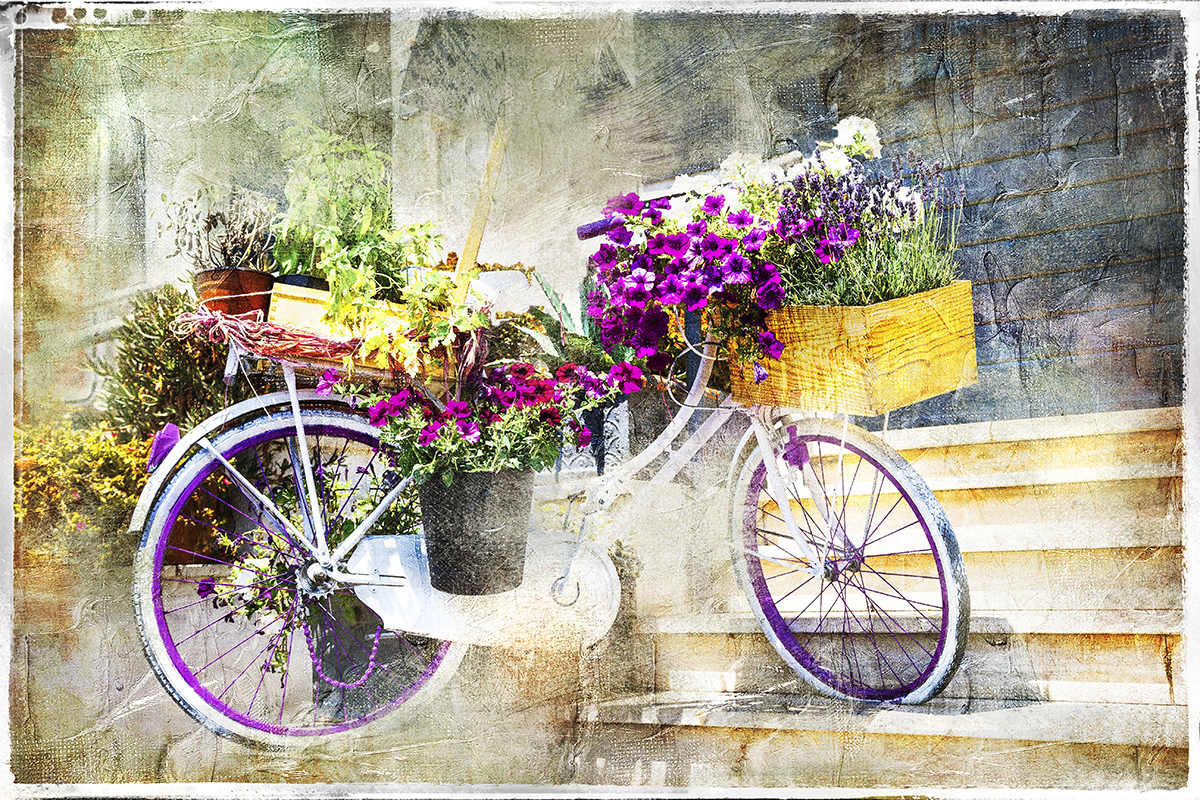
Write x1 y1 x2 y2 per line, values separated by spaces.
731 418 969 703
132 402 464 749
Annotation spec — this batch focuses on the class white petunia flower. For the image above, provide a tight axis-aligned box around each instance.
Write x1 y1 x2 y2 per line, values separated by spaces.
833 116 882 159
814 147 852 176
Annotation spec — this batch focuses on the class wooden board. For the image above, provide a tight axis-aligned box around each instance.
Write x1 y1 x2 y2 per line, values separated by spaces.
266 283 403 371
728 281 978 416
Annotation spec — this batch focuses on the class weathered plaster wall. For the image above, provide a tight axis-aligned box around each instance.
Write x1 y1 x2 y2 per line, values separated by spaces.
8 5 1189 790
14 9 1186 425
388 11 1185 425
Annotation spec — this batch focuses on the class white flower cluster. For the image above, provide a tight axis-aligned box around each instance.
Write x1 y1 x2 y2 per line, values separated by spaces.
659 117 884 223
832 116 882 159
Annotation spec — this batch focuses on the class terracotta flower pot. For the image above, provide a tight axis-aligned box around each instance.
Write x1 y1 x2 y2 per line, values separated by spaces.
417 468 534 595
194 268 275 317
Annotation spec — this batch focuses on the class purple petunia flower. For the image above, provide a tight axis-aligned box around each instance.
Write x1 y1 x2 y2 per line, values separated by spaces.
657 273 688 305
757 273 786 310
758 330 785 359
445 399 471 419
727 209 755 229
605 192 644 217
686 220 708 238
753 361 770 384
367 399 393 427
315 368 339 396
702 194 726 216
631 305 670 358
662 232 691 259
609 362 646 394
417 421 443 446
620 267 656 308
751 261 780 286
569 418 592 448
741 227 768 252
387 390 412 415
606 225 633 246
581 373 608 400
696 233 735 264
645 233 673 256
723 253 753 284
197 576 216 599
592 242 619 269
681 280 710 311
457 419 481 444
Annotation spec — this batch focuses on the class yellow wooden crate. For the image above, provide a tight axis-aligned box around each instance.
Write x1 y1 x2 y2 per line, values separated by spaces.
266 283 403 370
266 283 454 382
728 280 977 416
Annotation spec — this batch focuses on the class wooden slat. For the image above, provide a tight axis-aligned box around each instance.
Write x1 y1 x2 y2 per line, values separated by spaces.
730 281 976 416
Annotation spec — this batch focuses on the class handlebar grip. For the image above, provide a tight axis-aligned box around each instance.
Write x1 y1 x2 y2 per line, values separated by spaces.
577 217 622 240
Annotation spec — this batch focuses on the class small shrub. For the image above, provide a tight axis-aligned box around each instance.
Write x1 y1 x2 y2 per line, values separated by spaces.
14 419 152 565
90 283 246 440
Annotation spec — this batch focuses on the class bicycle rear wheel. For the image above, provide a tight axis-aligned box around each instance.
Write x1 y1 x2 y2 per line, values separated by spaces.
132 402 464 749
731 418 968 703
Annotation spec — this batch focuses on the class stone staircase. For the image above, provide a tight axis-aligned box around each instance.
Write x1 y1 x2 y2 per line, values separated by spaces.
567 406 1187 790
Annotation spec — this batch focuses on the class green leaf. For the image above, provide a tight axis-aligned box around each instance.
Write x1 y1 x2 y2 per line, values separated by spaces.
513 324 563 360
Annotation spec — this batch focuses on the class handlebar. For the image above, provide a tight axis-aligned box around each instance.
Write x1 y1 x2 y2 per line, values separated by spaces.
576 217 624 240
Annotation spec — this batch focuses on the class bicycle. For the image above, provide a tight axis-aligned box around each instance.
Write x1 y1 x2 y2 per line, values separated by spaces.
128 255 970 750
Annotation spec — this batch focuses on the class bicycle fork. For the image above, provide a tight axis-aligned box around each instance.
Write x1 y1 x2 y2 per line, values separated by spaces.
745 410 863 580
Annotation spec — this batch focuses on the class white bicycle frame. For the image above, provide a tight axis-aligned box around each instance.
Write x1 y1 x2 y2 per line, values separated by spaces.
190 332 859 647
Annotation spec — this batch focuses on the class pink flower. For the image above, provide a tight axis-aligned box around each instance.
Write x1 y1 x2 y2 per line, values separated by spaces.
417 422 443 446
608 362 645 394
367 400 393 427
315 368 339 396
457 419 481 443
444 400 471 419
569 418 592 448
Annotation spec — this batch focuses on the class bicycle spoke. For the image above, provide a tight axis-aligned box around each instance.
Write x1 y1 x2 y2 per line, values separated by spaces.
735 421 967 703
135 406 461 745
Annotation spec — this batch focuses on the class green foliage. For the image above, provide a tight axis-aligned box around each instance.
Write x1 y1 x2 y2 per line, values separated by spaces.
14 419 151 565
162 185 277 273
90 283 244 440
319 221 447 341
273 125 397 277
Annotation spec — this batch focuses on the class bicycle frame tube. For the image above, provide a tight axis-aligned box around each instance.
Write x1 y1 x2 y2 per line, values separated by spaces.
582 339 723 514
328 473 415 566
746 411 824 575
283 365 331 560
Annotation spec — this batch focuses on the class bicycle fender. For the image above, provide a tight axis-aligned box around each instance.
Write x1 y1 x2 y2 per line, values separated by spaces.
125 390 349 537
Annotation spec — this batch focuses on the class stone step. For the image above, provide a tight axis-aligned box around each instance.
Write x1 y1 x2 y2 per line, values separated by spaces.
576 692 1188 788
636 615 1185 706
590 691 1188 749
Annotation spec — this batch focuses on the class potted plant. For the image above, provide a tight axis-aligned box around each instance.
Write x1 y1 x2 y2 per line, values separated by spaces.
324 347 647 595
166 186 278 317
583 117 977 417
272 125 400 292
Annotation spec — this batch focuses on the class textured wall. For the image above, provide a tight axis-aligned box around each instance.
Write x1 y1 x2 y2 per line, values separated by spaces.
7 5 1190 789
14 9 1186 426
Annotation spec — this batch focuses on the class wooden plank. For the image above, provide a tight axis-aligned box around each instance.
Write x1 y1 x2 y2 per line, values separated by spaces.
730 281 977 416
454 116 509 305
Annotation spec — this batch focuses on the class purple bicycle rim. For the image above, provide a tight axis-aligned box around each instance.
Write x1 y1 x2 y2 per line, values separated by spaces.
151 423 451 737
744 434 949 701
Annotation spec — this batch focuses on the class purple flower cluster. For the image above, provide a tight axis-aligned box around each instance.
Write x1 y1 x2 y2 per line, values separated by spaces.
356 360 644 451
587 192 789 368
